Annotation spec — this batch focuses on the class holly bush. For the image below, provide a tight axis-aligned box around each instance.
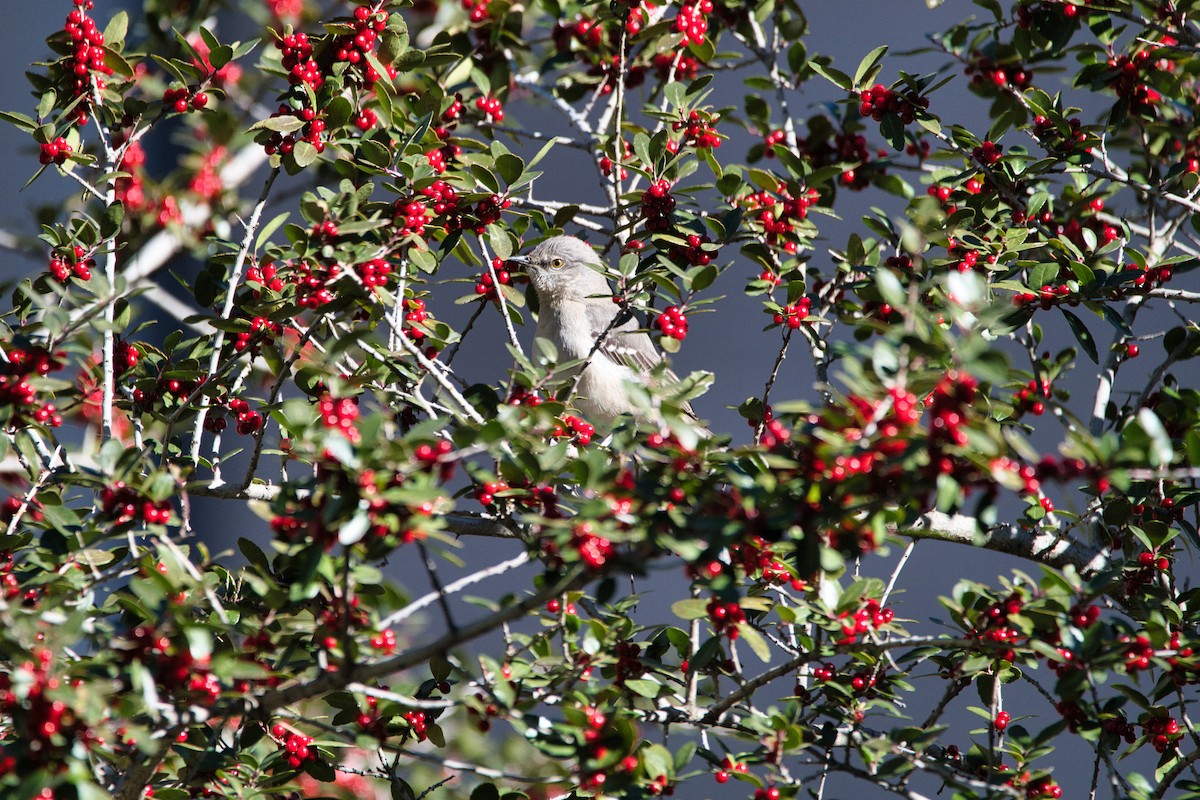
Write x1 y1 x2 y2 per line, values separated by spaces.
2 0 1200 798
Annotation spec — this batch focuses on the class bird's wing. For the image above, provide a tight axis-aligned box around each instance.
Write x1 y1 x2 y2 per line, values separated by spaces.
585 304 661 375
587 307 701 420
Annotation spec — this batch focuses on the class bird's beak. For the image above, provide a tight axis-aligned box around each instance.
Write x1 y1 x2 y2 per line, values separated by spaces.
507 255 532 273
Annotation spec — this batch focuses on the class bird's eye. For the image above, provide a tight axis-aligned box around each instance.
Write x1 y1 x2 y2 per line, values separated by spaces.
550 258 565 270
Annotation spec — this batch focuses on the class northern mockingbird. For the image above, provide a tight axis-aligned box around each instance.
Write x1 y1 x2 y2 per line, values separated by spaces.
509 235 702 429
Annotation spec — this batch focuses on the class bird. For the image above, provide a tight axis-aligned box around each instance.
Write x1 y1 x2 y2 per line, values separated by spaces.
507 235 704 431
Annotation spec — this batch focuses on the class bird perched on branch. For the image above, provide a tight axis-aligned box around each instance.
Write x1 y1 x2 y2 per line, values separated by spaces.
508 235 706 433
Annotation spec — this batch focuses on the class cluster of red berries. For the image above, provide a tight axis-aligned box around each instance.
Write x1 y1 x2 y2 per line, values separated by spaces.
271 724 318 769
188 145 226 201
353 107 378 131
233 316 281 355
742 183 820 252
971 591 1026 662
772 296 812 329
38 137 73 167
1013 377 1051 416
1106 51 1162 117
354 257 393 289
425 139 464 173
1123 633 1155 672
246 261 285 293
262 105 328 156
994 710 1011 731
655 306 688 340
713 756 750 783
1 346 65 430
318 394 360 443
967 56 1034 93
613 639 645 684
750 404 790 449
925 371 977 450
422 179 464 223
1127 260 1174 290
125 622 220 705
1031 115 1090 154
1011 283 1075 310
640 180 677 232
972 140 1002 166
333 6 389 71
762 129 787 157
552 16 604 52
48 245 95 283
673 0 713 46
1122 550 1172 596
413 439 456 482
1023 777 1063 799
0 649 90 770
857 83 929 124
906 138 932 161
666 234 714 269
311 220 338 240
1142 715 1181 753
395 198 430 238
1100 713 1137 744
475 95 505 123
837 598 894 644
1129 495 1184 523
402 709 429 740
276 32 322 91
113 137 150 212
1017 0 1089 27
475 258 514 300
61 0 114 126
588 52 650 99
798 126 884 191
369 629 397 654
0 550 39 607
403 297 431 344
292 260 339 308
162 87 208 114
461 0 493 23
472 194 511 232
672 110 721 149
575 705 622 791
475 479 508 506
599 141 634 180
706 596 747 639
100 482 171 525
228 398 264 435
571 522 615 569
554 415 596 446
653 51 703 81
728 536 793 585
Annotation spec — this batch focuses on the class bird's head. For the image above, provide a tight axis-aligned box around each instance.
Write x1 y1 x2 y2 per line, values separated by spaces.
509 235 612 302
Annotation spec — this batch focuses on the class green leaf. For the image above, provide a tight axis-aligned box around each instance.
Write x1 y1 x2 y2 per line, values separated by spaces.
103 11 129 47
292 140 320 168
1061 309 1098 363
809 62 853 91
1136 409 1175 467
853 45 888 89
624 678 663 698
247 115 306 134
737 623 771 662
671 598 709 620
0 111 38 133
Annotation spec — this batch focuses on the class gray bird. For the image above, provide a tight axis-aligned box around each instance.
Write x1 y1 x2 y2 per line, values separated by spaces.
508 235 701 429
